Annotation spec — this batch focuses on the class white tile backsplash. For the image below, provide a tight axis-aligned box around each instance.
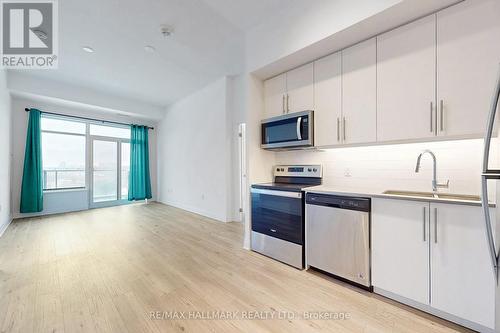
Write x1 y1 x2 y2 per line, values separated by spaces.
275 139 497 197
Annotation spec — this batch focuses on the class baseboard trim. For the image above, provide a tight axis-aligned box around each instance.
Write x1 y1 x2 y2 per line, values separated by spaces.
0 217 13 238
158 200 228 223
373 287 495 333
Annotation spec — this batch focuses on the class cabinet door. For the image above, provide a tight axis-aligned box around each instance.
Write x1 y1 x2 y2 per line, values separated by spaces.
264 74 286 119
342 38 377 144
377 15 436 142
437 0 500 137
286 63 314 114
430 203 496 329
372 199 430 304
314 52 342 146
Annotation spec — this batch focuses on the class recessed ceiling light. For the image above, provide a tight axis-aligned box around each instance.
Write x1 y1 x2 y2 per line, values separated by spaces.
82 46 94 53
144 45 156 53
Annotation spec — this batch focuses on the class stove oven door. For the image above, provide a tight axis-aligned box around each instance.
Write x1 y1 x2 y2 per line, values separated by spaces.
251 188 303 245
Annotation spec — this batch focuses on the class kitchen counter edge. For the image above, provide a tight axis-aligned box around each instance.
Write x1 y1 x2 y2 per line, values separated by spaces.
305 187 496 208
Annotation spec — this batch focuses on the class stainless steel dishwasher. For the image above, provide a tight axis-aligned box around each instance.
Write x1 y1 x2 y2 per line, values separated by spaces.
305 193 371 288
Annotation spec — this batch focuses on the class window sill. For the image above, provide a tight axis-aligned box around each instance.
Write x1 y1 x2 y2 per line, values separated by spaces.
43 188 87 194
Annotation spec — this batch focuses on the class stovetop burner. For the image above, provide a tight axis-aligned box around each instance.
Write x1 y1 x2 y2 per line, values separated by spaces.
251 165 323 192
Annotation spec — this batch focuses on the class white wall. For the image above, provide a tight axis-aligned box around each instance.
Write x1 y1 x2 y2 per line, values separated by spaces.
10 97 158 218
8 72 165 120
227 74 246 222
0 70 12 235
242 74 277 248
157 77 234 222
275 139 495 197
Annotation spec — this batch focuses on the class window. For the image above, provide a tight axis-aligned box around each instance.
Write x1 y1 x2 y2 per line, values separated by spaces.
92 140 118 202
42 117 86 134
41 116 86 190
90 124 130 139
90 125 130 204
121 142 130 200
39 115 134 204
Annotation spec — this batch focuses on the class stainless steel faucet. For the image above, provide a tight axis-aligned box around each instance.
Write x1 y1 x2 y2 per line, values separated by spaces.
415 149 450 192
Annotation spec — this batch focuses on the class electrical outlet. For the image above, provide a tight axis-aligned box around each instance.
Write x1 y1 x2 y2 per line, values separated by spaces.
344 169 352 177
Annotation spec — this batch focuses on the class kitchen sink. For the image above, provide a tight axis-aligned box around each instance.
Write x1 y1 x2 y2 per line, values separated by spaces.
383 190 481 202
433 193 482 201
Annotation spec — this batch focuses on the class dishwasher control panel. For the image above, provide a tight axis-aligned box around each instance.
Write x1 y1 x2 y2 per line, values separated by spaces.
306 193 370 212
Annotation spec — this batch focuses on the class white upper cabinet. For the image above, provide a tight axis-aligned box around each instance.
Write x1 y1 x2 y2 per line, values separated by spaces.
430 203 496 329
314 52 342 146
342 38 377 144
377 15 437 142
286 63 314 114
437 0 500 137
262 1 500 147
264 73 286 119
372 198 430 304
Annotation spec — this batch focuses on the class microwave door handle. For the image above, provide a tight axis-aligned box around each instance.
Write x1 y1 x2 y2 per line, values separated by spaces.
296 117 302 140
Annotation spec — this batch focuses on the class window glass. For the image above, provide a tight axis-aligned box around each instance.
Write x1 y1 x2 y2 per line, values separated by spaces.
41 117 86 134
92 140 118 202
90 124 130 139
42 132 86 190
121 142 130 199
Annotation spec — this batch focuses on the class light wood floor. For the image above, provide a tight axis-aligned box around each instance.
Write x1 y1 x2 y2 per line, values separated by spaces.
0 202 472 333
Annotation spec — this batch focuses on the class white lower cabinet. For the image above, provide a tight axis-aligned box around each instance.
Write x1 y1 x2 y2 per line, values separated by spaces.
372 198 496 331
372 199 430 304
430 203 496 329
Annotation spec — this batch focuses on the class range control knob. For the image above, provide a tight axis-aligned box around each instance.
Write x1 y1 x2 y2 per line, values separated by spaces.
276 168 280 172
313 168 318 172
308 168 312 172
281 168 285 172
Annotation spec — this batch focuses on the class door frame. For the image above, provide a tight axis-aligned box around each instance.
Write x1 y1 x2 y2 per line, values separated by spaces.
89 135 130 208
238 123 247 223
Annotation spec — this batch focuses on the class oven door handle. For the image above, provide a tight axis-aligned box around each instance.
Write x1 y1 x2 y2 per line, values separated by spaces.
251 188 302 199
296 117 302 141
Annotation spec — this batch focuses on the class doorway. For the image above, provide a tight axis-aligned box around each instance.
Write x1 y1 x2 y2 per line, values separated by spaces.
90 137 130 208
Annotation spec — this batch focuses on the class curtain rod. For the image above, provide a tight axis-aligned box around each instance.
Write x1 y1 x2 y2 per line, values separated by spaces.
24 108 154 130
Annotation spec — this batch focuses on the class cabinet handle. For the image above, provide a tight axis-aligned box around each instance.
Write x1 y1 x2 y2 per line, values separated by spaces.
434 208 438 244
423 206 427 242
343 117 346 141
430 101 434 133
282 95 285 114
286 94 290 113
337 118 340 142
440 100 444 132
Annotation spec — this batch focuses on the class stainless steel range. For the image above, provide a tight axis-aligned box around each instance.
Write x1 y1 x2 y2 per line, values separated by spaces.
250 165 322 269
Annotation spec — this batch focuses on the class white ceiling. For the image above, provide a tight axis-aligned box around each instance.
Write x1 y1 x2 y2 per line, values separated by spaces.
9 0 458 116
11 0 251 109
199 0 294 30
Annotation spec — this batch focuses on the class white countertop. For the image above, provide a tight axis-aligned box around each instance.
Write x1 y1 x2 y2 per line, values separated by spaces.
305 185 495 207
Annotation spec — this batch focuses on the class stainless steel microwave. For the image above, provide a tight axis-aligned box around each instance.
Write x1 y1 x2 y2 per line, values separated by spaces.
261 110 314 150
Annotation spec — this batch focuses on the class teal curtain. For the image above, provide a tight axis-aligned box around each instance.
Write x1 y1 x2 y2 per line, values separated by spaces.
20 109 43 213
128 125 152 201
